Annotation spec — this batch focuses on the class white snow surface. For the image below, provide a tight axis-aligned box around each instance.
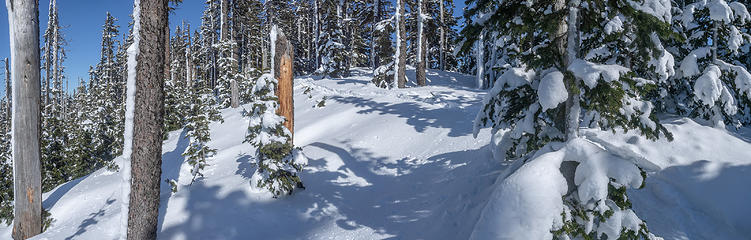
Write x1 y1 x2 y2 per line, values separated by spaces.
1 68 751 239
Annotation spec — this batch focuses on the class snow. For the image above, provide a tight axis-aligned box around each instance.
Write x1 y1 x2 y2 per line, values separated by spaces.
604 15 624 35
1 67 751 239
568 59 630 88
628 0 672 22
708 0 733 23
693 65 725 107
119 0 141 238
679 47 711 77
729 2 751 23
270 25 278 77
537 70 567 111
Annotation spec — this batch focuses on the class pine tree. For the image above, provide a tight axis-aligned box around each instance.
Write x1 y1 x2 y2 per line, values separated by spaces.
315 0 348 77
665 0 751 127
244 73 307 197
466 1 675 238
371 0 395 88
124 0 169 238
183 77 223 184
0 94 12 226
165 24 191 131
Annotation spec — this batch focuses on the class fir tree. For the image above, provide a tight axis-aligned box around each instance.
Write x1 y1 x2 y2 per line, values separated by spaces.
466 0 675 238
183 77 223 184
244 73 307 197
316 0 348 77
665 0 751 127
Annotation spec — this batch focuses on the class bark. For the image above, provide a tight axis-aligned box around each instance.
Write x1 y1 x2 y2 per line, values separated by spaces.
371 0 380 70
416 0 427 86
273 28 295 139
439 0 445 71
396 0 407 88
313 0 319 70
126 0 168 239
5 58 10 123
220 0 229 42
476 32 484 89
7 0 43 238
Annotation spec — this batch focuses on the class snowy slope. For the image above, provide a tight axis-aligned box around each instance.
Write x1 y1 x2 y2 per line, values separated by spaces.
1 68 750 239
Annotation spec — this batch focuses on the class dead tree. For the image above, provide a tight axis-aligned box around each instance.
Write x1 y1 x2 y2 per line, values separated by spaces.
6 0 43 238
273 27 295 139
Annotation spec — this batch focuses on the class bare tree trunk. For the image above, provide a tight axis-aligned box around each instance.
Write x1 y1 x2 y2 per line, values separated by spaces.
395 0 406 88
371 0 379 70
5 58 10 124
439 0 445 71
7 0 43 238
313 0 319 71
416 0 427 86
126 0 168 239
273 28 294 139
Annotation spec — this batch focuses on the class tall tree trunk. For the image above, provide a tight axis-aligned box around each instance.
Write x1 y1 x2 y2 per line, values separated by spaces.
439 0 445 71
273 28 294 139
7 0 43 238
395 0 406 88
5 58 10 124
416 0 427 86
125 0 168 239
44 0 53 108
313 0 319 71
475 32 484 89
371 0 379 70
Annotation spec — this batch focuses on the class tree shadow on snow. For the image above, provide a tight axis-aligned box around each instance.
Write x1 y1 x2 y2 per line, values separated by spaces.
331 96 480 137
65 196 116 240
157 128 190 232
631 160 751 239
157 142 501 239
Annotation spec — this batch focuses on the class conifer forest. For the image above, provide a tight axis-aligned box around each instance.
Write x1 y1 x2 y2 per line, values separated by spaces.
1 0 751 239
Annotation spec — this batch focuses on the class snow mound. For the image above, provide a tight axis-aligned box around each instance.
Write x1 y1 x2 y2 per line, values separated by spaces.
538 70 567 111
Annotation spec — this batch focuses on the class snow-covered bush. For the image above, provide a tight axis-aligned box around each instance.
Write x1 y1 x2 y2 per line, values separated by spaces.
244 74 307 197
665 0 751 127
472 139 661 240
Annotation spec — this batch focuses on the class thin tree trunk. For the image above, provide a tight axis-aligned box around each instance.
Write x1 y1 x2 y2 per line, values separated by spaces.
439 0 445 71
5 58 10 124
371 0 379 70
313 0 320 71
416 0 427 86
126 0 168 239
396 0 406 88
7 0 43 238
476 32 484 89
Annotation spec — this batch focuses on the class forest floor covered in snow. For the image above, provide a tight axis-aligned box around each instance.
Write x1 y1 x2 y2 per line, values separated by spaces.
1 68 751 239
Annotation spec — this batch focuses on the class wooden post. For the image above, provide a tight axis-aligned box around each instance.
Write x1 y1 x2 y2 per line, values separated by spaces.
273 28 294 140
7 0 43 239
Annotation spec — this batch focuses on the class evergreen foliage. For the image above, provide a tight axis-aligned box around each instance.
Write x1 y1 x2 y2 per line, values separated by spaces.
244 74 307 197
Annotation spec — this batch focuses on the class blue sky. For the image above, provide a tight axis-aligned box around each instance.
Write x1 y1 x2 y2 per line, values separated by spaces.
1 0 466 95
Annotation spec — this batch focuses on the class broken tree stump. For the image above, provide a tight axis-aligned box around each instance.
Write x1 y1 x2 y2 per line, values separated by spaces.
273 26 295 140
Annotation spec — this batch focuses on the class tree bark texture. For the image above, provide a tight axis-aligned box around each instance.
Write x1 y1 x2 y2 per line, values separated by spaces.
273 28 295 140
416 0 427 87
127 0 168 239
396 0 406 88
7 0 43 238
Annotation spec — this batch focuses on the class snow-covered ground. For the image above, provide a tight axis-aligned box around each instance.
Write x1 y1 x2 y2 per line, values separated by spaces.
1 68 750 239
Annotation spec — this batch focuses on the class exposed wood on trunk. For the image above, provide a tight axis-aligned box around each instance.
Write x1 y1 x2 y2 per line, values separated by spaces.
7 0 43 238
126 0 168 239
273 28 295 139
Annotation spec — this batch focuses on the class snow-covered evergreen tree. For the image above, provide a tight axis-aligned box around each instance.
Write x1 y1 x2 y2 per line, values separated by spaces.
467 0 675 238
0 95 11 225
371 0 396 88
183 76 223 184
665 0 751 127
244 73 307 197
316 0 348 77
